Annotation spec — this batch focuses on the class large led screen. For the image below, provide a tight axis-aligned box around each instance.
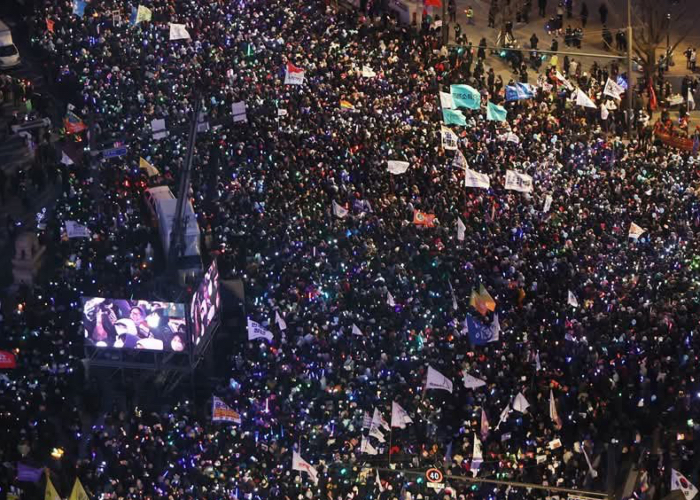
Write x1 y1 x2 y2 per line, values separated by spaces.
82 298 187 351
191 260 220 347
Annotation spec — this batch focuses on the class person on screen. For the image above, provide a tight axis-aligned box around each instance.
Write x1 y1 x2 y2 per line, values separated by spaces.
83 298 118 347
113 319 140 349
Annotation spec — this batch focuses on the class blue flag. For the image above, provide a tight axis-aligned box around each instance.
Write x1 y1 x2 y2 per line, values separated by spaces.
505 82 534 101
465 313 500 346
450 84 481 110
129 7 138 25
486 102 507 122
17 463 44 483
442 109 467 126
72 0 86 17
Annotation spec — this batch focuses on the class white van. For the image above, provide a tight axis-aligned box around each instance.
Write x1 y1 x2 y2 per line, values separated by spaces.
0 20 20 69
144 186 202 284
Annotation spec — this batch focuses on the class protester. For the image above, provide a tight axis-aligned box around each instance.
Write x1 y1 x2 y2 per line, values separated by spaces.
0 0 699 500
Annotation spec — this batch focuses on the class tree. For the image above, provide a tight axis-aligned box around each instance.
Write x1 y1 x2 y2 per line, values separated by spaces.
632 0 700 81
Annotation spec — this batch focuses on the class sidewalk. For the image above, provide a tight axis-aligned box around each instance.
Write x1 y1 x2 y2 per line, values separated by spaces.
436 0 697 87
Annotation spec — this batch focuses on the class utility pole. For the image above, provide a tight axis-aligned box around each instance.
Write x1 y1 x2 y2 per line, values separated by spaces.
168 95 202 277
441 0 448 46
627 0 634 138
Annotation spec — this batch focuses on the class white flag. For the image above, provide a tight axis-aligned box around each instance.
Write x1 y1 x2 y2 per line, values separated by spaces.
496 403 510 429
284 63 305 85
292 451 319 485
441 126 459 150
372 408 391 431
567 290 579 307
275 311 287 330
689 89 696 111
65 220 90 239
362 411 372 429
375 469 385 492
462 373 487 389
543 194 553 212
505 170 534 193
672 470 698 500
575 88 597 108
457 217 466 241
555 70 574 90
535 351 541 371
549 389 562 428
440 91 455 109
247 319 274 342
387 160 409 175
601 103 610 120
471 433 483 477
505 132 520 144
361 65 377 78
332 200 348 218
603 78 624 100
169 23 191 41
426 366 453 393
361 437 379 455
369 424 386 442
61 151 74 165
465 169 490 189
513 392 530 413
391 401 413 429
387 291 395 307
352 323 363 336
453 149 468 170
629 222 645 239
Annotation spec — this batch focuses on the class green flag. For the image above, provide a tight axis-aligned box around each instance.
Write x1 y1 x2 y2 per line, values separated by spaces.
442 109 467 126
486 102 507 122
450 84 481 110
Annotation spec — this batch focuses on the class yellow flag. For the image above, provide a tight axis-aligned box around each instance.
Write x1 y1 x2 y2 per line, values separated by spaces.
469 289 487 316
45 474 60 500
136 5 152 23
69 478 89 500
478 284 496 312
139 157 160 177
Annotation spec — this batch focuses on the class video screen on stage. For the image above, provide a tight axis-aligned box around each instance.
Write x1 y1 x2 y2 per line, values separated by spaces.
82 298 188 351
191 260 220 348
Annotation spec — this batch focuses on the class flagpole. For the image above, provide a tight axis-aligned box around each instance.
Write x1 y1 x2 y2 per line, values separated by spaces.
388 428 393 466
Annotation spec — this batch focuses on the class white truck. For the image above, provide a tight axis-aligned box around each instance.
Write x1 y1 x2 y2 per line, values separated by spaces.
0 20 20 69
144 186 202 285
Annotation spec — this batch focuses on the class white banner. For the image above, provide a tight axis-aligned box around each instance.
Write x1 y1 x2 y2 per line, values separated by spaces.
387 160 409 175
465 169 490 189
151 118 167 140
231 101 247 123
169 23 191 41
65 220 90 239
441 126 458 150
361 65 377 78
504 170 533 193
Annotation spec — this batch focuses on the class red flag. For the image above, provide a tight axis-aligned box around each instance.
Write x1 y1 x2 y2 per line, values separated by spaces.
425 0 442 7
46 19 55 33
64 111 87 134
648 83 658 111
0 350 17 369
287 62 303 74
413 210 436 227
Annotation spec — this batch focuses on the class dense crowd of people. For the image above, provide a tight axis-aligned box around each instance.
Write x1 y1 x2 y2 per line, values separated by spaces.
1 0 700 499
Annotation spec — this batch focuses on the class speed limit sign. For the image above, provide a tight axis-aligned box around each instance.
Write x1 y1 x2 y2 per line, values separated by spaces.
426 468 444 483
